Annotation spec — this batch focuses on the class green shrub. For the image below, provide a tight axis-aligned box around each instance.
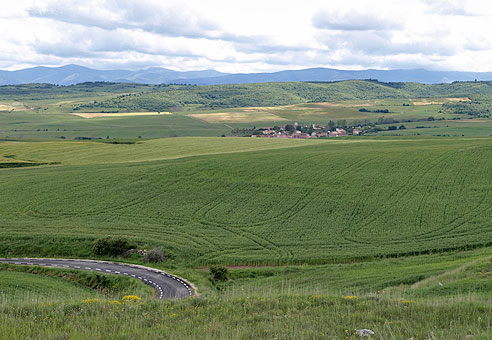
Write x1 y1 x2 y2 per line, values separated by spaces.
92 237 133 256
210 265 229 282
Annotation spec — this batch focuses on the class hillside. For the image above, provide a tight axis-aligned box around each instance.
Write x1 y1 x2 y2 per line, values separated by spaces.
65 80 492 112
1 137 491 265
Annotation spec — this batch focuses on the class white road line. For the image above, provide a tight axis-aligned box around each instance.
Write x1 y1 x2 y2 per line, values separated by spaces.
0 259 193 299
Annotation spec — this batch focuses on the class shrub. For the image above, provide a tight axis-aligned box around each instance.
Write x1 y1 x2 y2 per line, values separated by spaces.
143 249 165 263
210 265 229 282
93 237 133 256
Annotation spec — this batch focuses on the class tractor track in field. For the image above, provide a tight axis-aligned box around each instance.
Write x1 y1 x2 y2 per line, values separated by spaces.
0 258 194 300
340 151 454 245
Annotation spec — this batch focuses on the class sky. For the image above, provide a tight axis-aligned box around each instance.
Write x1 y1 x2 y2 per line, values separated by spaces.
1 0 492 72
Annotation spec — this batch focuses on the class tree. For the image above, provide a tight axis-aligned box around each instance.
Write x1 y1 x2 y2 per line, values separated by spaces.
284 124 296 133
327 120 336 131
336 120 347 128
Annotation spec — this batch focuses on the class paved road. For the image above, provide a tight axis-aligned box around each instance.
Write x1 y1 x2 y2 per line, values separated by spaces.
0 258 193 299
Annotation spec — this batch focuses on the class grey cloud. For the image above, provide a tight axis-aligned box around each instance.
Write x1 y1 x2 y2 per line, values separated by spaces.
312 9 403 31
317 30 457 57
30 25 204 59
28 0 220 39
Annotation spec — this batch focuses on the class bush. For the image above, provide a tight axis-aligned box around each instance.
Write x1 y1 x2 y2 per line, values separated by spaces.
210 265 229 282
144 249 165 263
93 237 133 256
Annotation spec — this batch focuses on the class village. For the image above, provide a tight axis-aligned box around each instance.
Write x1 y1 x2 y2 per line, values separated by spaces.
251 122 363 139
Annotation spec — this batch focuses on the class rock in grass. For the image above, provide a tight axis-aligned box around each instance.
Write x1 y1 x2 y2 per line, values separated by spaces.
356 329 375 337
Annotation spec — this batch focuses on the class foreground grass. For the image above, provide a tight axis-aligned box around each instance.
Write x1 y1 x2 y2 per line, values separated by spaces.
0 293 489 339
0 271 103 304
0 264 154 303
1 249 490 339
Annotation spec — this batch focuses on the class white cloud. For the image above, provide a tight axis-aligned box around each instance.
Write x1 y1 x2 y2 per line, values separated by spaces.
0 0 491 72
312 9 402 31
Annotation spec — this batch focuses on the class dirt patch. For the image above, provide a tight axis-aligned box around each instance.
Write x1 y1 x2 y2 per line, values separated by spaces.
197 264 278 271
71 112 172 118
446 97 470 102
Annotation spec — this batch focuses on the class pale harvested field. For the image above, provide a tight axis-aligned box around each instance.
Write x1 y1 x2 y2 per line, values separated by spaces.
413 97 470 106
314 101 375 108
0 102 25 111
71 112 172 118
188 111 287 123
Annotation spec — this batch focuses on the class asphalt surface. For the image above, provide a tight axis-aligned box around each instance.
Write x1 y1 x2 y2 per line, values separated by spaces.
0 258 193 299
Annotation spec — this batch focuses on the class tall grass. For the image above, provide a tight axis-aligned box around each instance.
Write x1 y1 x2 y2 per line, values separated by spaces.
0 292 490 339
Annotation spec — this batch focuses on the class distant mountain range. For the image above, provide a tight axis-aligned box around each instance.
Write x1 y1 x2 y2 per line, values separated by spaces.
1 64 492 86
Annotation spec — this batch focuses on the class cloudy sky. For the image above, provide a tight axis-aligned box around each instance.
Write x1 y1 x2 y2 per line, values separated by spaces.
1 0 492 72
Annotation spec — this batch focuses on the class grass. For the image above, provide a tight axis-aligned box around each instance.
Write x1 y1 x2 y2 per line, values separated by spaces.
374 118 492 137
0 137 326 165
0 264 155 303
0 293 490 339
0 137 492 266
0 111 229 139
0 270 103 304
1 248 491 339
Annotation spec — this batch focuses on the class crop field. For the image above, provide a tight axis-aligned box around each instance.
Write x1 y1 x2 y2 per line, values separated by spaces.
0 111 229 139
188 110 288 123
71 111 172 118
374 118 492 137
188 98 461 125
1 137 491 266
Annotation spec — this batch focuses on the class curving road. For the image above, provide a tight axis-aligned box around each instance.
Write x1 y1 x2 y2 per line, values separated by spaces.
0 258 194 299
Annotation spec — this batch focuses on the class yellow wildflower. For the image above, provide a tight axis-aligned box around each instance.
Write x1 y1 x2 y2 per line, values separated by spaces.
342 295 357 300
82 298 101 304
122 295 142 303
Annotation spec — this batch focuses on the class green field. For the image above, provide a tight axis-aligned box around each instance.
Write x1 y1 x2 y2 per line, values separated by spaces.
1 137 491 265
1 80 492 339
